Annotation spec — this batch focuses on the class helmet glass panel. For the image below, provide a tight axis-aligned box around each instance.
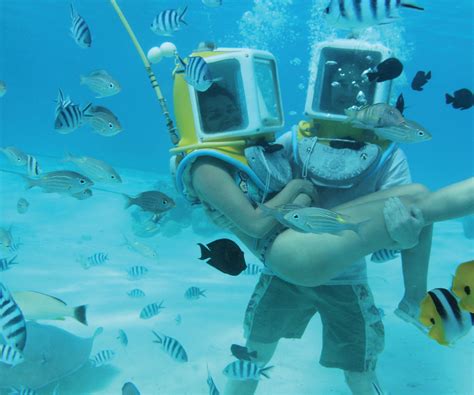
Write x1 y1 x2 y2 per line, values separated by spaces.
314 47 382 115
254 58 283 127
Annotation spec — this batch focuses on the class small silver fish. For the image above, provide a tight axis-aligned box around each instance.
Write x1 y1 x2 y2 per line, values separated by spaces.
0 146 28 166
64 153 122 184
0 80 6 97
83 105 123 136
122 235 159 261
369 118 432 143
72 188 93 200
123 190 175 215
345 103 405 129
331 81 341 88
0 256 19 272
325 60 338 66
282 206 367 234
80 70 121 98
23 170 93 194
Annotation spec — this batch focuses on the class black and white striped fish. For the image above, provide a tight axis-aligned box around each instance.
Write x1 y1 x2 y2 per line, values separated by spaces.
184 286 206 300
242 263 263 275
54 90 91 134
70 3 92 48
0 343 24 366
419 288 473 346
0 283 27 351
117 329 128 346
323 0 424 30
8 387 37 395
150 7 188 36
152 331 188 363
371 249 400 263
26 154 41 177
90 349 115 367
127 265 149 280
0 255 18 272
139 301 165 319
222 360 273 381
127 288 146 298
207 365 221 395
88 253 109 266
178 56 215 92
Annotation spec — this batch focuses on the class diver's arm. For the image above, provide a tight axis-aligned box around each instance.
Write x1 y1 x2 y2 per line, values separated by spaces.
192 157 313 238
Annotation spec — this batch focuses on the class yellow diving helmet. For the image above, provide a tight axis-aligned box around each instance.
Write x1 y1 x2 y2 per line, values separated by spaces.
169 44 285 202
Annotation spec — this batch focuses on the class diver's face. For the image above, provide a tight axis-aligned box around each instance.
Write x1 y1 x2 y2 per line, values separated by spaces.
201 94 241 132
329 65 363 112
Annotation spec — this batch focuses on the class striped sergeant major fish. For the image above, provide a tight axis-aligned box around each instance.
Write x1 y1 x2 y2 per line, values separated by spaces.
127 265 149 280
117 329 128 346
0 343 24 367
184 286 206 300
419 288 473 346
54 90 91 134
323 0 424 30
242 263 263 275
371 249 400 263
0 283 27 351
150 7 188 36
90 349 115 367
178 56 216 92
222 360 273 381
87 252 109 266
127 288 146 298
70 3 92 48
0 255 18 272
207 365 221 395
26 154 41 177
9 388 38 395
152 331 188 363
139 300 165 320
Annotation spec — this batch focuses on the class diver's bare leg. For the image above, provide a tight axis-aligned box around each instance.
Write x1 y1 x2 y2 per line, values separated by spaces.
267 178 474 287
345 370 385 395
223 340 279 395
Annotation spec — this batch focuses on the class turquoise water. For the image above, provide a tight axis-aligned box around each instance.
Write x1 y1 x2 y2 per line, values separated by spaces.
0 1 473 394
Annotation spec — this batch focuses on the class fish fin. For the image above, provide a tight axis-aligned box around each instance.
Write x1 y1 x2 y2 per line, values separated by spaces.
426 71 432 79
260 365 274 379
249 350 258 359
122 193 133 209
74 305 88 325
63 152 74 163
94 327 104 338
70 3 77 19
177 56 187 71
353 219 371 234
200 289 207 297
445 94 454 104
152 330 163 343
401 2 424 11
198 243 211 260
82 102 93 116
366 72 378 82
179 6 188 23
22 174 36 190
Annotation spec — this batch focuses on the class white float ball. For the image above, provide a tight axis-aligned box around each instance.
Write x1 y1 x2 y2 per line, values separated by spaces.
160 42 177 58
147 47 163 64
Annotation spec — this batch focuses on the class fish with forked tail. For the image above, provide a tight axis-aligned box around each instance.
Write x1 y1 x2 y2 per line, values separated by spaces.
198 238 247 275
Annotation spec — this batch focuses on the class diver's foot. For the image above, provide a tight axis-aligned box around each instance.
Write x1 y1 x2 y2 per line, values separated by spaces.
394 300 428 334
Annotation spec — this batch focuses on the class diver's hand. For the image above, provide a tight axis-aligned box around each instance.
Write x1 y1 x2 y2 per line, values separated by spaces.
290 179 319 203
383 197 425 249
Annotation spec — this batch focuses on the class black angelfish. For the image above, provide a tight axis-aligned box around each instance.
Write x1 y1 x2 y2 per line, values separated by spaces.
445 88 473 110
367 58 403 83
231 344 258 361
411 70 431 91
395 93 405 114
198 238 247 276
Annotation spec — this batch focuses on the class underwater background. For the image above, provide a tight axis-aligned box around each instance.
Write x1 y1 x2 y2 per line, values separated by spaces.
0 0 473 394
